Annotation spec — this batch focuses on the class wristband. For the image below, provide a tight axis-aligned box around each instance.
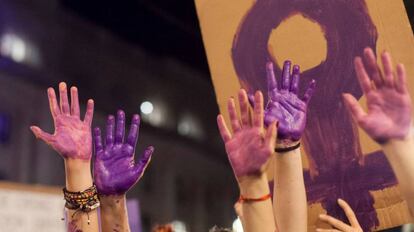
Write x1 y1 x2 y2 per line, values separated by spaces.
238 193 271 203
275 142 300 153
63 184 100 224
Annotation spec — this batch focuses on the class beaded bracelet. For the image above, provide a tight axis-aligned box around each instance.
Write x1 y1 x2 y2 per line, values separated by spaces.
62 184 100 224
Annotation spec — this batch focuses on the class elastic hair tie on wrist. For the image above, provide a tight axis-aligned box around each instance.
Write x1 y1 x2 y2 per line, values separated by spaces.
275 142 300 153
238 193 271 203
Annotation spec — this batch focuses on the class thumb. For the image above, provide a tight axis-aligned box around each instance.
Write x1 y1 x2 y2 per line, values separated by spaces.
132 146 154 181
30 126 54 144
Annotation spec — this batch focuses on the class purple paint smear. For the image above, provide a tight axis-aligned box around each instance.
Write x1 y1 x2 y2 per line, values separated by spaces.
231 0 397 231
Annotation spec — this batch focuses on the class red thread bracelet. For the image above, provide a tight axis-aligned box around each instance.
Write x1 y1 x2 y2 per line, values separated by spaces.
238 193 271 203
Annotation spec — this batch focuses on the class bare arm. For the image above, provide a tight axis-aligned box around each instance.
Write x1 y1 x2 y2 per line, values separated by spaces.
100 195 130 232
273 147 307 232
382 134 414 217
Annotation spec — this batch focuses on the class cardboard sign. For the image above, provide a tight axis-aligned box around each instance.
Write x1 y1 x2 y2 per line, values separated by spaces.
194 0 414 231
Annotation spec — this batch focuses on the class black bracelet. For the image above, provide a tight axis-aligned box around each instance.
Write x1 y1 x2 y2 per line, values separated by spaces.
275 142 300 153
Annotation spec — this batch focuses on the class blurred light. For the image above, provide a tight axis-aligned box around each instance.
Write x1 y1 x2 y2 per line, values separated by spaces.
140 101 154 115
177 120 191 136
233 217 243 232
171 220 187 232
177 113 205 141
140 100 168 128
1 34 26 62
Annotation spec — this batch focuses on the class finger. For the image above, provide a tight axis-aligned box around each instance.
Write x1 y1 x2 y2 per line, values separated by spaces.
319 214 351 231
127 114 140 148
227 97 241 133
93 127 103 153
396 63 408 94
115 110 126 144
363 47 383 87
106 115 115 146
302 79 316 104
238 89 250 127
290 65 300 94
338 199 361 228
253 91 264 128
83 99 94 126
70 86 80 118
47 88 61 118
281 60 291 90
30 126 53 144
133 146 154 180
342 93 367 122
59 82 70 115
217 115 232 142
354 57 372 94
315 229 341 232
381 51 394 87
264 121 277 150
266 62 278 98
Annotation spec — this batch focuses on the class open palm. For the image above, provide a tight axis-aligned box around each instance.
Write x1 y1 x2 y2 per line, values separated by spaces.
94 110 153 195
343 48 412 144
251 61 315 141
217 90 276 179
30 82 94 160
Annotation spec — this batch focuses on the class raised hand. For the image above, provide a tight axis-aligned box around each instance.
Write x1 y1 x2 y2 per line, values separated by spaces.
343 48 412 144
251 61 316 142
93 110 154 195
317 199 362 232
30 82 94 160
217 89 277 179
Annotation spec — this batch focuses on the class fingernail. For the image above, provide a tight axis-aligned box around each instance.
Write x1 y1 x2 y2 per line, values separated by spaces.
132 114 140 123
59 82 66 89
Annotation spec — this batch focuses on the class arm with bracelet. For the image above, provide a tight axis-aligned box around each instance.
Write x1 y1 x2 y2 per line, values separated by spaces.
93 110 154 232
30 82 99 232
343 48 414 218
252 61 315 232
217 89 277 232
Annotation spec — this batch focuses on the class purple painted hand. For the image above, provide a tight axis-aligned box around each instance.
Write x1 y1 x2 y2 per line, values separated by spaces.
93 110 154 195
30 82 94 160
217 90 277 179
250 61 316 142
343 48 412 144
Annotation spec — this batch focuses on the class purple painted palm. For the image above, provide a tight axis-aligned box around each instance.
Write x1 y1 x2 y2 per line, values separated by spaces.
93 110 154 195
253 61 316 142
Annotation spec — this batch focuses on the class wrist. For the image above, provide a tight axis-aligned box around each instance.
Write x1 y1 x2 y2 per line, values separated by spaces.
64 158 93 192
238 174 270 198
382 132 414 158
100 195 128 218
275 139 300 149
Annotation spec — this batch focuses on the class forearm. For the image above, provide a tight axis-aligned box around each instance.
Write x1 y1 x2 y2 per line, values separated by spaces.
273 148 307 232
65 159 99 232
382 134 414 218
239 175 276 232
100 195 130 232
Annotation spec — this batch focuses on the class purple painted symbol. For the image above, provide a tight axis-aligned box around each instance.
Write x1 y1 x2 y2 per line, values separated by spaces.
231 0 397 231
